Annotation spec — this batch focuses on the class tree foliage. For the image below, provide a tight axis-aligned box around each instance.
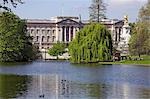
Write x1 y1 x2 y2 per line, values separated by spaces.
129 1 150 56
69 23 112 63
89 0 106 22
0 12 37 62
48 42 66 57
139 0 150 22
0 0 23 11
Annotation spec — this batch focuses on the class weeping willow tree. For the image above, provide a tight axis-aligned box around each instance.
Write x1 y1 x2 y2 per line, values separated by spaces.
69 23 113 63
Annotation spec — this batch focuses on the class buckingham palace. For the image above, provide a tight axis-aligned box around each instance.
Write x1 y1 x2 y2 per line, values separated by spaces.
26 16 130 56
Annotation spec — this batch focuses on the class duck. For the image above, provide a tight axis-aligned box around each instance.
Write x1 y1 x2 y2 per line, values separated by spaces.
39 94 44 98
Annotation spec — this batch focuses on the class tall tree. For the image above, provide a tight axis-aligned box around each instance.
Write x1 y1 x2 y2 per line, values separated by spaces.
0 12 36 62
0 0 23 11
129 0 150 56
89 0 106 22
139 0 150 22
69 23 112 63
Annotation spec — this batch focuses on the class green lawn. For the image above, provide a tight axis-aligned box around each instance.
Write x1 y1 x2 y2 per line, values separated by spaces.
99 55 150 66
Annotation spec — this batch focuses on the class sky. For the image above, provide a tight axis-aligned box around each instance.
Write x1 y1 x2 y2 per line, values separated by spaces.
11 0 147 22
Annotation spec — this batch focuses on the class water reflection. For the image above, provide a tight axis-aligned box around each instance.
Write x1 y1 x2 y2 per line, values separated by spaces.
0 74 149 99
0 74 29 98
0 61 149 98
0 62 32 67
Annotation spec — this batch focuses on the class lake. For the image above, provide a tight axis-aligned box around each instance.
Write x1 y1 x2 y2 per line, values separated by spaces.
0 61 149 99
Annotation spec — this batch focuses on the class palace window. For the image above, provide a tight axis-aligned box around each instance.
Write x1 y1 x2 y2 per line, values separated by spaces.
52 30 55 36
37 29 40 34
62 26 65 42
42 36 45 42
31 29 34 34
47 30 50 34
119 28 121 41
42 30 45 34
47 36 50 42
121 37 125 40
53 30 55 33
36 36 39 42
52 36 55 42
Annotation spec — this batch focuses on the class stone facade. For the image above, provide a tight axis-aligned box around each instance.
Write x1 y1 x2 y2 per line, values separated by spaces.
26 16 130 58
27 17 82 51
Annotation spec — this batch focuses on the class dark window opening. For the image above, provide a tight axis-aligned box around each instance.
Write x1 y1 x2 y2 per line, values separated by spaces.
66 26 69 42
62 26 65 42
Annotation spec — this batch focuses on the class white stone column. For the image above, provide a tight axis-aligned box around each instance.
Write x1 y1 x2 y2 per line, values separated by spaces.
73 27 76 39
39 28 42 50
55 25 59 42
77 28 79 32
59 27 62 42
64 27 66 43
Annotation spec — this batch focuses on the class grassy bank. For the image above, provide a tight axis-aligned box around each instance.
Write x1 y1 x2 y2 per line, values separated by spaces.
99 55 150 66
